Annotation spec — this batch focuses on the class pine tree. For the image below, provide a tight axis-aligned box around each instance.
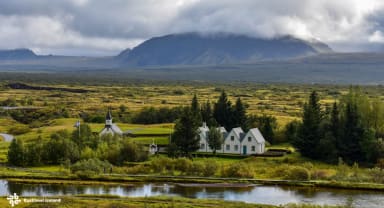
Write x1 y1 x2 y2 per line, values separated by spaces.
208 126 223 155
191 94 202 124
233 97 247 130
213 91 233 130
293 91 323 159
172 107 201 157
201 100 217 126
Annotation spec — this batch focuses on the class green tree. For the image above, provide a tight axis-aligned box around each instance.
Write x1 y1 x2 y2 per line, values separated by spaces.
213 91 233 130
25 136 44 166
293 91 323 159
172 107 200 157
119 140 148 163
8 139 26 166
208 126 223 154
284 120 300 142
201 100 217 126
191 94 202 124
232 97 247 130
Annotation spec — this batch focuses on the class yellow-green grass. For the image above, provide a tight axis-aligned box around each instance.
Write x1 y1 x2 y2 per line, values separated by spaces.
0 195 346 208
132 136 169 145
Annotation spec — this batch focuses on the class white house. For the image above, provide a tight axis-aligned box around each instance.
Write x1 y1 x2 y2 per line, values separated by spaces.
197 122 213 152
197 123 227 153
241 128 266 154
223 127 244 154
197 124 266 155
99 109 123 137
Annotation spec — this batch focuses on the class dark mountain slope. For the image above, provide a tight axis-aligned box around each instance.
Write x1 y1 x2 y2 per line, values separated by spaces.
0 49 37 60
117 33 333 66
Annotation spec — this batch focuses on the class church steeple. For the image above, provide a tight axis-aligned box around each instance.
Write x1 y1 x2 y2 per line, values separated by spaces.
105 108 112 128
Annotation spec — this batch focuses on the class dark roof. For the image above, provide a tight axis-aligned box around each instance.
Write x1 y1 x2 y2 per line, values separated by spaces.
106 109 112 120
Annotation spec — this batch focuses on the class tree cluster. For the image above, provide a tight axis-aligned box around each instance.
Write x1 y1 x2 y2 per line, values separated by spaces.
292 88 384 165
7 124 148 167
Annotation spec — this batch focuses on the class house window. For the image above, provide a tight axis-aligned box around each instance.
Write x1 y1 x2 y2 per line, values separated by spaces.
234 145 238 151
226 144 230 151
200 143 205 149
248 137 252 142
231 136 234 141
251 146 255 151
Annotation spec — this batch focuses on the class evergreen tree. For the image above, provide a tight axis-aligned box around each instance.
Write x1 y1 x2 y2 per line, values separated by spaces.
293 91 323 159
260 115 276 144
213 91 233 130
191 94 202 124
284 120 300 142
201 100 217 126
172 107 201 157
7 139 25 166
208 126 223 155
233 97 247 130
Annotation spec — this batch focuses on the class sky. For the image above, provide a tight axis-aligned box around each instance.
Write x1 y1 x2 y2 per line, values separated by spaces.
1 0 384 56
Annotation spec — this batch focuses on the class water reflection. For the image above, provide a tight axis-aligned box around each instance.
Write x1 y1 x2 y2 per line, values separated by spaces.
0 180 383 208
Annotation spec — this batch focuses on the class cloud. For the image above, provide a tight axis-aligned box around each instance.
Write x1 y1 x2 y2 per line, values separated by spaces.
0 0 384 55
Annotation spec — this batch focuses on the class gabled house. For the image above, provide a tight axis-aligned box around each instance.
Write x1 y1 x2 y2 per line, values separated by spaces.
223 127 244 154
197 122 210 152
241 128 266 154
196 124 266 155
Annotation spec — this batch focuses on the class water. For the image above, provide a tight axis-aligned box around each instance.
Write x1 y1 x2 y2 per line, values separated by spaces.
0 180 383 207
0 133 13 142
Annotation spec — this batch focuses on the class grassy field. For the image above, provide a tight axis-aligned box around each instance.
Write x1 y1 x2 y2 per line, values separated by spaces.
4 82 383 128
0 195 348 208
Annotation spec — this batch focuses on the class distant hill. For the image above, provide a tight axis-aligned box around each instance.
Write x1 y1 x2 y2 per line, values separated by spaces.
116 33 333 66
0 49 37 60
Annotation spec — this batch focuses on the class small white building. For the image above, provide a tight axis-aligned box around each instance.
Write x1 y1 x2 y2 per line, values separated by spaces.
223 127 244 154
197 123 266 155
99 109 123 137
241 128 266 154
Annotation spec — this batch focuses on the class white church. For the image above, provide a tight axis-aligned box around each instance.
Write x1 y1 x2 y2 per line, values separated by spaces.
99 109 123 136
197 123 266 155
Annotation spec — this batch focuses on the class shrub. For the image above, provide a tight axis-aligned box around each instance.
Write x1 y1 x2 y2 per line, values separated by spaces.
125 165 151 174
8 125 31 135
150 156 174 173
202 160 218 177
174 157 192 173
71 158 112 175
222 162 254 178
272 165 310 180
187 161 204 176
285 166 311 180
311 169 330 180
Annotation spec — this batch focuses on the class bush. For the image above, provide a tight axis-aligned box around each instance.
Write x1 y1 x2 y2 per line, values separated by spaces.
187 161 204 176
8 125 31 135
150 156 174 173
285 166 311 180
174 157 192 172
119 140 148 163
272 165 311 180
202 160 218 177
125 165 151 174
222 162 254 178
71 158 112 175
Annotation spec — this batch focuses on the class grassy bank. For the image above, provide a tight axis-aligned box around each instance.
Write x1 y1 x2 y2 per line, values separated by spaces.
0 195 348 208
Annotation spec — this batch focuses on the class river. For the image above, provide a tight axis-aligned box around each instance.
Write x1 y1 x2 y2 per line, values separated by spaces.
0 133 13 142
0 180 383 207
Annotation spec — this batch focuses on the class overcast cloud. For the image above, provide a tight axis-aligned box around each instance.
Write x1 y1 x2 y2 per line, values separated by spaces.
1 0 384 56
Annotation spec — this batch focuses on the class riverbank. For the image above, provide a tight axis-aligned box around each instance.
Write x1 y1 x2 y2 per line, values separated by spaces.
0 195 347 208
2 170 384 192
